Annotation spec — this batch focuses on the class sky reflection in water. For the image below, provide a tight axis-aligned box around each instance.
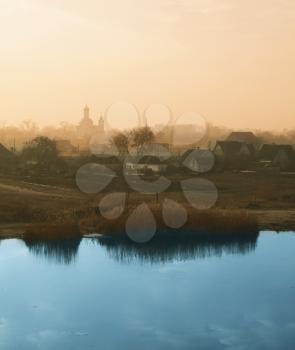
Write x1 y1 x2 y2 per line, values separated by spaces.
0 232 295 350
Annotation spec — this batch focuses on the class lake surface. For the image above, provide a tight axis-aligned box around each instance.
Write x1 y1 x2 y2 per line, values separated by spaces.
0 232 295 350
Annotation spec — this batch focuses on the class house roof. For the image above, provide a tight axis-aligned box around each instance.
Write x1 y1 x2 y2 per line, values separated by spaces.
227 131 259 144
275 147 295 162
180 148 212 161
180 149 215 172
258 144 294 161
0 143 14 159
215 141 250 156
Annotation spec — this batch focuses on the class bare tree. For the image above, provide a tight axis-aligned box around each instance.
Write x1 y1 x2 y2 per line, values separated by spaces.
110 131 129 158
130 126 154 151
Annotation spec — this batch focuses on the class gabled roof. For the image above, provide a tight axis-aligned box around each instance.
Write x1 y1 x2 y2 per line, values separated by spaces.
227 131 259 144
215 141 249 156
180 149 215 172
275 147 295 162
0 143 14 159
258 144 294 161
180 148 212 162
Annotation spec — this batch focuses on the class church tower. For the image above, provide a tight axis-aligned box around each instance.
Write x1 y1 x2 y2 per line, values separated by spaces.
98 115 104 133
84 105 90 120
77 105 94 139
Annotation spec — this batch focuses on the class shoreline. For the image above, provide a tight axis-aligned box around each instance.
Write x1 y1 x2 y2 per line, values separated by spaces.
1 209 295 240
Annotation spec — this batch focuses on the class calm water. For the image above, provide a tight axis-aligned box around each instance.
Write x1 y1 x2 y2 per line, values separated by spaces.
0 232 295 350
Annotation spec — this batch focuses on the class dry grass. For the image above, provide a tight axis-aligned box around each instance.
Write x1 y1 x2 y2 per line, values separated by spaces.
23 221 81 241
81 205 259 237
185 209 259 234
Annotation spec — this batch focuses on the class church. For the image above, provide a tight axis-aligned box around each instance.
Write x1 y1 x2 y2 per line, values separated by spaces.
77 105 106 141
75 105 108 154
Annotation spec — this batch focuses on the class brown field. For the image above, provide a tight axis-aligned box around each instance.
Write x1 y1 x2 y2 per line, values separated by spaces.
0 171 295 239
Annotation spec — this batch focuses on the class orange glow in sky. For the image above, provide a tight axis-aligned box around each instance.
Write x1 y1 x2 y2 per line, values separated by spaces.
0 0 294 130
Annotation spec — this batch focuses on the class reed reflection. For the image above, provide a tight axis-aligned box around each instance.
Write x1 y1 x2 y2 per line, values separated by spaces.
24 238 82 265
94 231 260 264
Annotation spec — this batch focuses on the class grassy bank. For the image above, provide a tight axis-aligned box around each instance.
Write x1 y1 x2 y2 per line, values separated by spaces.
18 207 258 242
23 222 81 241
80 206 258 236
2 172 295 240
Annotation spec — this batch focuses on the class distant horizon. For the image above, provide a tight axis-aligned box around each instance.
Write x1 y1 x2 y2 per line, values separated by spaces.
1 110 294 133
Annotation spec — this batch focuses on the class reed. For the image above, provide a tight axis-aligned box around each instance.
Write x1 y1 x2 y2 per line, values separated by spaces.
87 206 259 237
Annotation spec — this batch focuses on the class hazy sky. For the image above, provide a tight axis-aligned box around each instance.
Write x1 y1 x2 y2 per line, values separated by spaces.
0 0 294 130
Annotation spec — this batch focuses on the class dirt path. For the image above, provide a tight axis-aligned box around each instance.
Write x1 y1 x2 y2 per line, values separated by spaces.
0 183 71 198
0 180 83 199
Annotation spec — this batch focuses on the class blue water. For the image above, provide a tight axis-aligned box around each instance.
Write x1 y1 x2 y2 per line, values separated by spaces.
0 232 295 350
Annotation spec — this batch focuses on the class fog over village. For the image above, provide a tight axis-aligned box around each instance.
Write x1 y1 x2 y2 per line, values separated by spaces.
1 104 295 150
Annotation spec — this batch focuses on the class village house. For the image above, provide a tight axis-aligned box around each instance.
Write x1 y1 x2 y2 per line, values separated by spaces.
257 144 295 171
180 149 215 173
0 143 17 173
273 147 295 171
214 141 254 159
137 143 171 158
213 141 255 170
226 131 261 148
125 155 167 174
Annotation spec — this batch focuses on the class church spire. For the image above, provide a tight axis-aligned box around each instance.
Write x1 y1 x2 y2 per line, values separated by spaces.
98 115 104 131
84 105 90 120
